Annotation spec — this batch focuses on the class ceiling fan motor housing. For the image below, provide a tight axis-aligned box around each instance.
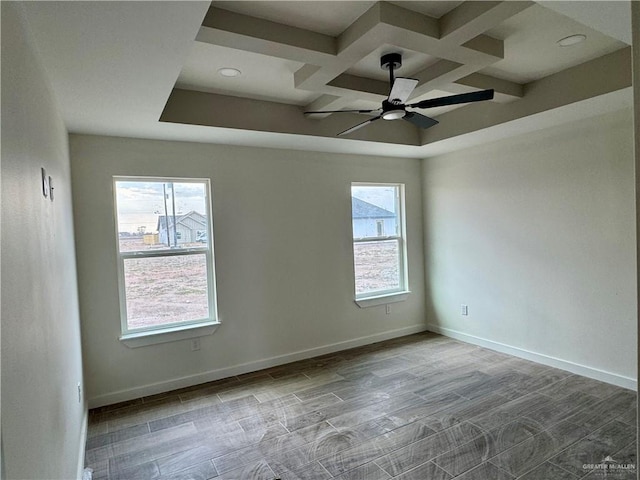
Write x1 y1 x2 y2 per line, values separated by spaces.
380 53 402 71
381 99 406 120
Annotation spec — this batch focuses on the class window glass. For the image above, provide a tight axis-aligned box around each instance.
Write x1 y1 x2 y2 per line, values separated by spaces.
114 178 217 334
351 184 407 298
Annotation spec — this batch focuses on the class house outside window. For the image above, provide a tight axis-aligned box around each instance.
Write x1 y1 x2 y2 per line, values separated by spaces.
113 177 219 342
351 183 408 301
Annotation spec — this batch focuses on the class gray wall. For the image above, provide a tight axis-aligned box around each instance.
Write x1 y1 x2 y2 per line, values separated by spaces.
422 108 636 387
70 135 426 407
1 3 86 479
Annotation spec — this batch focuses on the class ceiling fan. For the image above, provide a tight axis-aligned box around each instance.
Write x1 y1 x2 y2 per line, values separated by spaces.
304 53 494 137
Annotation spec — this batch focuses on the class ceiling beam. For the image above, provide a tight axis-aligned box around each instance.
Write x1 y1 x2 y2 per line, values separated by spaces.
161 89 421 145
421 47 632 145
440 1 534 45
198 7 335 64
190 1 533 125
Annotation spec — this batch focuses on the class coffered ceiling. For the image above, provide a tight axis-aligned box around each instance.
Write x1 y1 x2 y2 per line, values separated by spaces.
20 1 633 158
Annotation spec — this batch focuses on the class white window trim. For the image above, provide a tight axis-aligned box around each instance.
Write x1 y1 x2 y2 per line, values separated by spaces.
120 321 220 348
113 176 219 347
355 291 411 308
352 182 410 304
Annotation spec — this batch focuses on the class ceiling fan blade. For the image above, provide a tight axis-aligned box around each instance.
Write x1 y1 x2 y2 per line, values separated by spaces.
338 116 381 136
403 112 439 129
388 77 418 105
304 108 381 115
408 89 494 109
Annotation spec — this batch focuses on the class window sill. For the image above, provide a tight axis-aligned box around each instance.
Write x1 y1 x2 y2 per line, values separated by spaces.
119 321 220 348
355 291 410 308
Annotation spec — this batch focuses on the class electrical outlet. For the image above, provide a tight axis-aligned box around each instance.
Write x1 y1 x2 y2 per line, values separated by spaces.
461 304 469 316
385 304 391 315
77 382 82 403
191 338 201 351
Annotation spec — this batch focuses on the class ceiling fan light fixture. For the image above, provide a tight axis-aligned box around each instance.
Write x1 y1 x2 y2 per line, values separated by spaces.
557 34 586 47
218 67 242 77
382 109 406 120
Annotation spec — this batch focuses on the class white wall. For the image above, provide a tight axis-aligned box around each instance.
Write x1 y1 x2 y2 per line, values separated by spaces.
70 135 426 407
1 3 86 479
422 108 637 388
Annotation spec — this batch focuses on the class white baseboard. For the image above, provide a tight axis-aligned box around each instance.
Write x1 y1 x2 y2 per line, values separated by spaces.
88 324 429 408
426 323 637 391
76 407 88 480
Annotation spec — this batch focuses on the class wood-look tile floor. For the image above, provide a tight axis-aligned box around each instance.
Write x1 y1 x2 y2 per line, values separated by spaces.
85 333 637 480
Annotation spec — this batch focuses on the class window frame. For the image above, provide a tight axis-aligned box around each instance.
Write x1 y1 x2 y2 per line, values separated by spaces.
351 182 410 306
113 176 220 346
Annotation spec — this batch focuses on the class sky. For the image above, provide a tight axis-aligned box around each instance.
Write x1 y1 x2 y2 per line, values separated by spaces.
352 185 398 213
115 181 208 233
115 181 397 233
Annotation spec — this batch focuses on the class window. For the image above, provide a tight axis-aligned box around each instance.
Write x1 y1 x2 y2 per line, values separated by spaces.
114 177 218 343
351 183 408 302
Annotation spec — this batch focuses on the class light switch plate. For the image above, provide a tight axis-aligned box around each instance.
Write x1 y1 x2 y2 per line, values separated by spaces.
41 168 49 198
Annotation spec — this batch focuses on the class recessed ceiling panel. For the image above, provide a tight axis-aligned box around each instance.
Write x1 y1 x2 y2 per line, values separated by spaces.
346 46 440 83
392 1 463 19
212 1 375 36
176 43 319 105
212 1 462 37
480 4 627 83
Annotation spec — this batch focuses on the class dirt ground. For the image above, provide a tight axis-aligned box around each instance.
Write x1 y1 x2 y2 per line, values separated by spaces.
120 237 399 329
121 238 209 329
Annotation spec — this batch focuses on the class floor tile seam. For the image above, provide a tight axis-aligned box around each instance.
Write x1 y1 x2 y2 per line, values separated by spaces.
433 420 539 474
208 421 337 470
612 408 638 428
147 396 262 432
436 392 510 421
326 397 425 429
107 436 206 473
569 392 637 423
516 402 587 432
488 461 517 479
287 391 420 428
110 458 160 478
567 428 640 469
487 458 508 477
451 387 528 403
388 460 449 480
310 420 441 476
156 456 218 478
92 421 199 461
545 457 587 479
211 452 270 476
493 418 590 476
430 456 457 477
370 460 388 478
431 461 453 479
413 384 468 403
373 421 488 477
461 394 557 431
570 417 637 446
489 390 551 414
612 437 638 456
86 423 152 450
101 412 171 433
552 415 632 451
315 461 333 478
109 426 244 461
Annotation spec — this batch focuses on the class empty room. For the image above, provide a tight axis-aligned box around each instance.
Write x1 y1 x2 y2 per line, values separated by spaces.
2 1 639 480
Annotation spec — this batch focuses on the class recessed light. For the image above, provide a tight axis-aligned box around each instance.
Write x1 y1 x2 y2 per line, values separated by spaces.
557 34 586 47
218 67 242 78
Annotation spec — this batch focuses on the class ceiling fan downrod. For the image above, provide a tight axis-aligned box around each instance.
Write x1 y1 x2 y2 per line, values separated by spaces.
380 53 406 119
